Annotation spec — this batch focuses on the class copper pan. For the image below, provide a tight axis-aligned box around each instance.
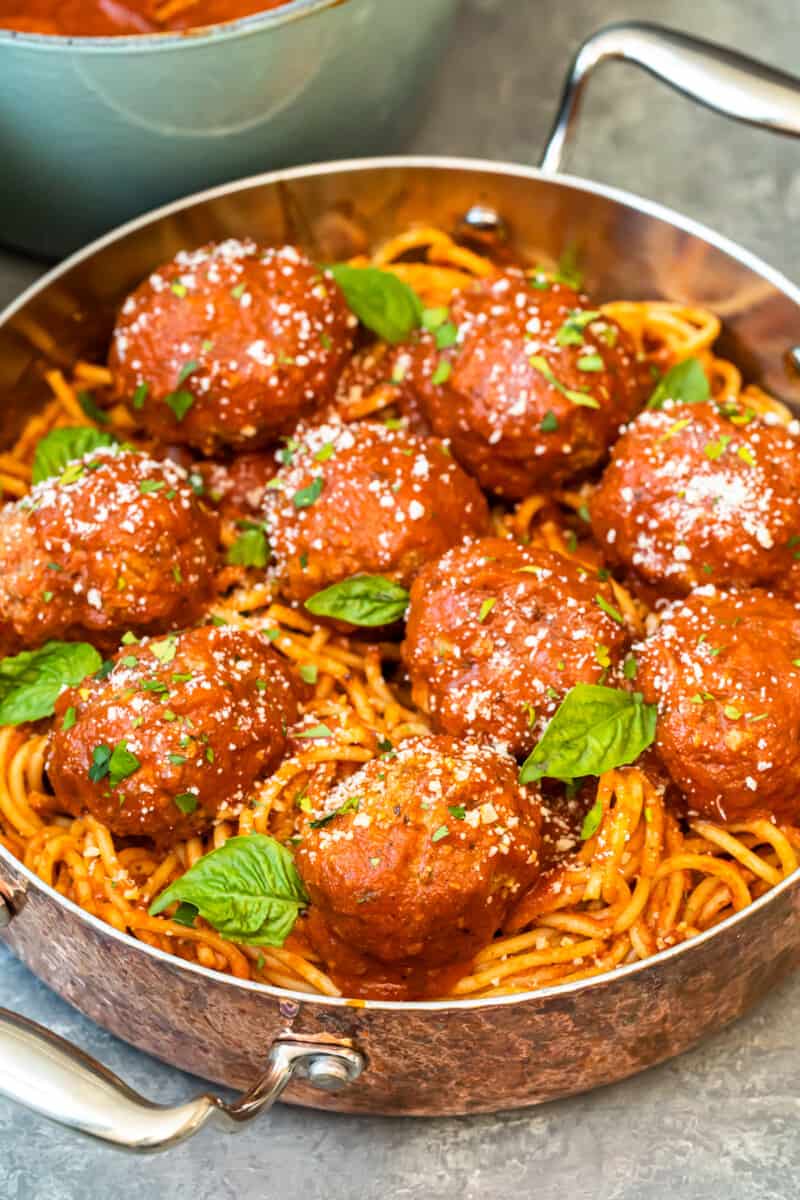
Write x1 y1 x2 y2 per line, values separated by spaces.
2 20 800 1149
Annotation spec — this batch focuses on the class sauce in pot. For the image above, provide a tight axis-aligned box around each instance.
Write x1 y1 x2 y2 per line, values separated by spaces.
0 0 294 35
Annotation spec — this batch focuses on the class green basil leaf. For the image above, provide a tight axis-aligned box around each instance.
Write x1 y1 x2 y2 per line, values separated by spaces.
0 641 102 725
31 427 116 485
647 357 710 410
148 834 309 947
328 264 423 344
227 528 269 569
519 684 657 784
305 574 409 626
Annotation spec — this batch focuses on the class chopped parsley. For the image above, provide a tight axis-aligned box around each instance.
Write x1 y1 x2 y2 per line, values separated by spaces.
595 593 625 625
292 476 324 509
529 354 599 408
431 359 452 386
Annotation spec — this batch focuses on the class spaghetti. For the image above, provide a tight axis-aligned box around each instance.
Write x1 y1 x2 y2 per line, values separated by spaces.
1 225 797 1002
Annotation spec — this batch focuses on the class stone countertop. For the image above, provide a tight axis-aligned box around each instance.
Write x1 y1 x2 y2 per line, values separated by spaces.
2 2 800 1197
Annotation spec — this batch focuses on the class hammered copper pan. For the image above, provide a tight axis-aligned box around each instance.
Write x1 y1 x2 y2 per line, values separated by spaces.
2 22 800 1148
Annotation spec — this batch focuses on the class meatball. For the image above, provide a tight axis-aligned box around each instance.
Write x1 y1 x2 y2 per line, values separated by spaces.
264 419 490 604
405 270 648 497
47 625 300 839
194 452 277 521
0 447 218 654
403 538 631 756
296 735 542 965
109 241 356 452
590 400 800 595
636 587 800 822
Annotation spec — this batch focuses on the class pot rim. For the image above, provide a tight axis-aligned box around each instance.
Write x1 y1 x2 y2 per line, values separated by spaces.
2 152 799 1012
0 0 346 53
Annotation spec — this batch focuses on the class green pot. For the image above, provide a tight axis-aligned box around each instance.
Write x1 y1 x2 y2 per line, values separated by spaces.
0 0 458 259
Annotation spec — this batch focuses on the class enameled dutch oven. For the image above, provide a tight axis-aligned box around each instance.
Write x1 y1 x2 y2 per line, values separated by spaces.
2 22 800 1152
0 0 459 259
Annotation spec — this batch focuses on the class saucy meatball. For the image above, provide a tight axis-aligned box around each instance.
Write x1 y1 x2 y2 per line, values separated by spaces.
109 241 355 452
636 587 800 821
194 452 277 521
403 538 631 756
0 448 218 654
47 626 300 839
590 400 800 595
264 419 490 604
296 735 542 965
406 270 648 497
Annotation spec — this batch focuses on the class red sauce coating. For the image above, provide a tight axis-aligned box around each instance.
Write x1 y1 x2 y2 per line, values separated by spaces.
264 418 491 604
295 735 543 966
636 587 800 822
590 400 800 595
109 241 355 453
403 538 632 756
0 1 291 36
47 625 301 839
194 452 276 521
406 271 649 497
0 447 218 654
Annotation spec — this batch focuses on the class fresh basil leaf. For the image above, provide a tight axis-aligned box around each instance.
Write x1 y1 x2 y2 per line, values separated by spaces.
31 427 116 485
647 357 710 410
0 642 102 725
227 527 269 569
519 684 657 784
305 574 409 626
328 264 423 344
149 834 309 947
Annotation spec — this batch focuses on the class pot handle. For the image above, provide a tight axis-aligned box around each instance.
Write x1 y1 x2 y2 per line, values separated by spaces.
0 1006 363 1153
541 20 800 173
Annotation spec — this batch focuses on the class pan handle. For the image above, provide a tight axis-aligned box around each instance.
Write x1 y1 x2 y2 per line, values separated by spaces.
540 21 800 174
0 1006 363 1153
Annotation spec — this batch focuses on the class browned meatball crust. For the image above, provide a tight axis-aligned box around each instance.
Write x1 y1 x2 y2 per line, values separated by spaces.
47 626 301 839
0 448 218 654
109 241 356 452
264 419 491 604
405 270 649 497
194 452 277 521
403 538 632 756
636 587 800 821
590 400 800 595
296 735 542 965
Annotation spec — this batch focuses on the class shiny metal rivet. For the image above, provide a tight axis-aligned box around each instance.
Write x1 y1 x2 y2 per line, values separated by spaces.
306 1055 353 1093
0 896 13 928
459 203 507 236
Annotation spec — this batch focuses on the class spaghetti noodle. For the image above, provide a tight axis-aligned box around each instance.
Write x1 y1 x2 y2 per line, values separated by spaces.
1 226 797 1002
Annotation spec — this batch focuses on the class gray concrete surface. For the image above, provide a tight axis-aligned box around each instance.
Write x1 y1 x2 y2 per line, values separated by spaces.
1 1 800 1196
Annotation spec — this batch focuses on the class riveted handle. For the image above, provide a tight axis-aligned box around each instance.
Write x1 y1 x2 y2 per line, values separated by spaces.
0 1007 363 1153
541 21 800 174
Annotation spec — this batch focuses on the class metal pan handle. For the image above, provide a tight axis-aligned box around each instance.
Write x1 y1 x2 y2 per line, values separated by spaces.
541 20 800 174
0 1007 363 1152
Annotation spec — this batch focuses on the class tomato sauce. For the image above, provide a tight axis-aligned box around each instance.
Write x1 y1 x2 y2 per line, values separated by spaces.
0 0 293 36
